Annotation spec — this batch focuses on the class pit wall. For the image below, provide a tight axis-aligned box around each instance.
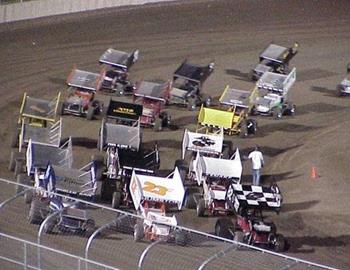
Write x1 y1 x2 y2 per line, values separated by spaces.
0 0 179 23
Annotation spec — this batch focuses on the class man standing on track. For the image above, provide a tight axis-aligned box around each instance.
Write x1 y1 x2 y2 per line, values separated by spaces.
248 145 264 186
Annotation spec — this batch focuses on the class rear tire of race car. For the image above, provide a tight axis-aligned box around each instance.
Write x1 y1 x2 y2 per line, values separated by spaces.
239 122 248 138
196 198 206 217
111 191 122 209
215 218 234 240
201 94 212 108
9 150 18 171
272 234 285 252
57 102 65 116
174 230 187 246
10 128 20 148
153 117 162 132
187 97 196 111
272 107 282 120
86 106 95 121
133 223 144 242
336 85 344 97
183 187 196 209
14 160 23 176
248 70 255 81
24 190 33 204
16 173 29 194
233 230 244 243
84 219 96 236
43 219 56 234
287 103 296 116
28 199 45 225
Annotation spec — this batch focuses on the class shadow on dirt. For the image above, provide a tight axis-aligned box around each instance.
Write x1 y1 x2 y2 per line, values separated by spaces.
240 171 299 184
297 68 337 82
143 139 181 150
172 115 197 128
69 137 98 149
282 200 320 212
286 235 348 253
240 144 303 158
225 68 251 82
256 122 321 137
296 102 347 116
48 76 66 86
310 86 337 97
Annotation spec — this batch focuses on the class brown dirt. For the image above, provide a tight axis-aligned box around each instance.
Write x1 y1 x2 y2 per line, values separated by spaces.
0 0 350 269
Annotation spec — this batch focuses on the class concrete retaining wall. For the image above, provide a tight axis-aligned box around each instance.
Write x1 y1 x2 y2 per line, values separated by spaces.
0 0 179 23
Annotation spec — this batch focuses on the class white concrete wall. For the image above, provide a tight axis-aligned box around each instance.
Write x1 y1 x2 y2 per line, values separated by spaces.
0 0 179 23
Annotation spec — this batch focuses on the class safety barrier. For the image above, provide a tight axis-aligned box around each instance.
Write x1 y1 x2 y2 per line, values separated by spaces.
0 177 340 270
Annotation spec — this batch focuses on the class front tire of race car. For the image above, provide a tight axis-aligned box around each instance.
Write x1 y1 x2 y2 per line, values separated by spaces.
86 106 95 121
133 223 144 242
272 234 285 252
196 198 206 217
111 191 122 209
187 97 196 111
215 218 234 240
174 230 187 246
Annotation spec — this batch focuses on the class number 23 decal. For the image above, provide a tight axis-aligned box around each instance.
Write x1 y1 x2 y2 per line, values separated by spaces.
143 181 168 196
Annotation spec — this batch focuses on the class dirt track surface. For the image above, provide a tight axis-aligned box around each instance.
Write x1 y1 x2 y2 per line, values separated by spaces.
0 0 350 269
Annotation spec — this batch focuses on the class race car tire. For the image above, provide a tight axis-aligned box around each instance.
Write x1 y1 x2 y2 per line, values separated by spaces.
111 191 122 209
187 97 196 111
9 150 18 171
14 160 23 176
28 199 46 225
272 107 282 120
86 106 95 121
24 190 33 204
196 198 206 217
153 117 162 132
214 218 234 240
233 230 244 243
183 187 196 209
57 102 65 116
10 128 20 148
16 173 29 194
272 234 285 252
133 223 144 242
239 122 248 138
84 219 96 236
43 218 56 234
174 230 187 246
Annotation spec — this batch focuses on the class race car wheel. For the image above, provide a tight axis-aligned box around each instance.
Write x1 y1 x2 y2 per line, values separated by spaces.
214 218 234 239
272 107 282 120
28 199 46 225
187 97 196 111
246 119 257 135
272 234 285 252
86 106 95 121
133 223 144 242
24 190 33 204
196 198 206 217
14 160 23 177
174 230 187 246
153 117 162 132
336 85 344 97
288 103 296 116
111 191 122 209
16 173 29 194
233 230 244 243
10 128 20 148
9 150 18 171
43 218 56 234
57 102 65 116
239 122 248 138
183 187 196 209
84 219 96 236
347 63 350 73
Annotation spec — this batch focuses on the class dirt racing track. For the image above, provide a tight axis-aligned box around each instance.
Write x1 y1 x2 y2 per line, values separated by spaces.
0 0 350 269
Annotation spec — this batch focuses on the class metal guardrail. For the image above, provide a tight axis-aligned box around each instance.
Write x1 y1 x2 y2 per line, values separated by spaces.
0 177 340 270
